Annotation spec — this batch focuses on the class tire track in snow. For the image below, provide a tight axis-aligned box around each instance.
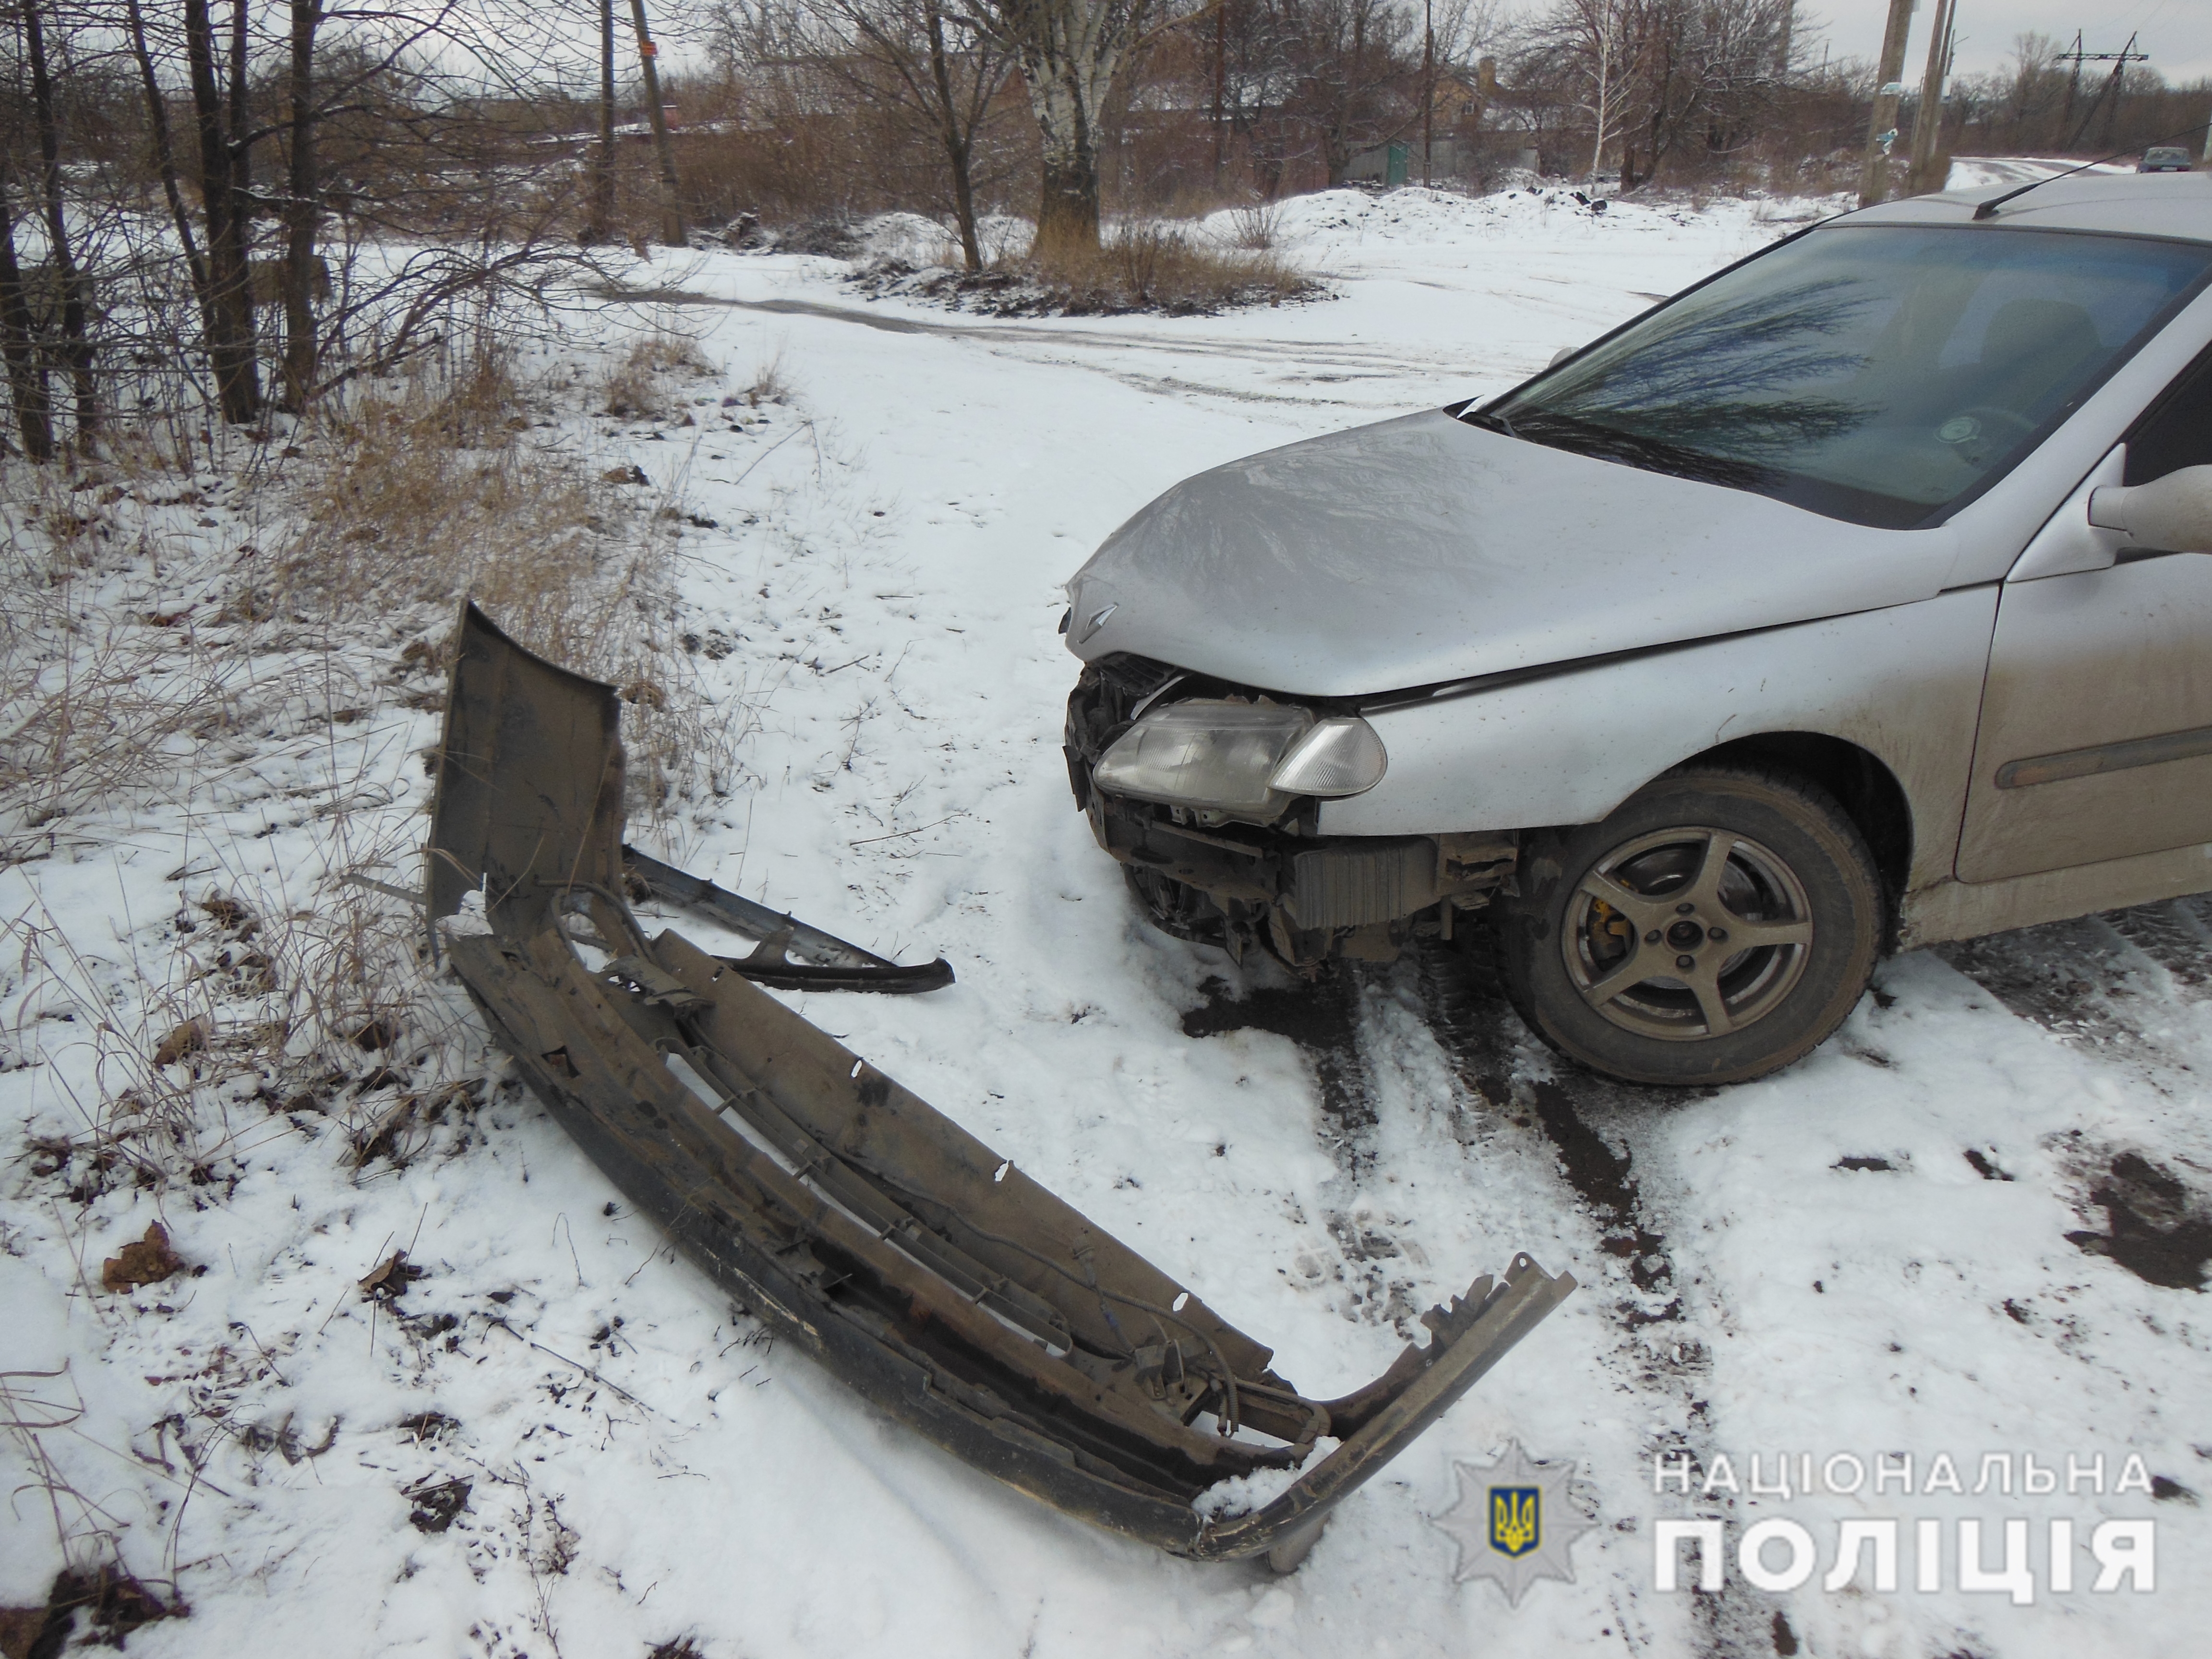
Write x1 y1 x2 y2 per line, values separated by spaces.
1936 893 2212 1076
1410 937 1795 1658
598 285 1459 409
1173 944 1764 1647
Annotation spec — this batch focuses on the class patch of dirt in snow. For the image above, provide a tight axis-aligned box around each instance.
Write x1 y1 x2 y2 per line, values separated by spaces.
2061 1148 2212 1291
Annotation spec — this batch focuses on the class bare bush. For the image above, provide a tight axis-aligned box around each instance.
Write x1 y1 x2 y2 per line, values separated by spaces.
1223 199 1284 250
1027 222 1315 312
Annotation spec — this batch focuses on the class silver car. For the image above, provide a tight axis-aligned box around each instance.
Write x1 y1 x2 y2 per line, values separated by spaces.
1061 171 2212 1085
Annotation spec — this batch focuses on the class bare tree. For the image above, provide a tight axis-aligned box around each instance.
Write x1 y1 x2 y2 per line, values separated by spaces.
279 0 323 408
809 0 1014 267
0 147 53 460
23 0 96 439
962 0 1154 257
1206 0 1491 194
1278 0 1421 187
1513 0 1791 190
183 0 260 422
1513 0 1645 183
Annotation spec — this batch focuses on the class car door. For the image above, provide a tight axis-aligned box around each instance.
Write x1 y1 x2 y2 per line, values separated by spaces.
1957 341 2212 883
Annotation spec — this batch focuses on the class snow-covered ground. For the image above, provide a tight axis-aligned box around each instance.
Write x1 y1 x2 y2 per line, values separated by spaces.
1944 156 2136 192
5 184 2211 1659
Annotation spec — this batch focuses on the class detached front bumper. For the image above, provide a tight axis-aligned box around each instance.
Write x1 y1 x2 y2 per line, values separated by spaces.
1066 656 1518 966
426 604 1572 1565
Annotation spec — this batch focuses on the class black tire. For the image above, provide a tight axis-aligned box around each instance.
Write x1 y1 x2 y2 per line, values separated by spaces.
1492 764 1883 1086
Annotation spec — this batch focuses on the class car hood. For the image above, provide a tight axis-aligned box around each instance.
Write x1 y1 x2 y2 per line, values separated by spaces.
1066 410 1969 698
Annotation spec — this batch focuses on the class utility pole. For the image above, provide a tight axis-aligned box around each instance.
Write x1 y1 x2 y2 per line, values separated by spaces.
588 0 615 243
2055 34 2146 153
1422 0 1434 188
1857 0 1916 208
627 0 685 246
2098 32 2137 152
2060 30 2082 135
1905 0 1957 195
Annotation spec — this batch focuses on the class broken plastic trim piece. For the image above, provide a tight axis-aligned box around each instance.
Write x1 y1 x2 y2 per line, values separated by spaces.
426 600 1575 1561
622 845 954 994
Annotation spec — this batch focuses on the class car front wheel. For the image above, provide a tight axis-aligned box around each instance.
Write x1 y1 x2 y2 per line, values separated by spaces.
1494 765 1883 1086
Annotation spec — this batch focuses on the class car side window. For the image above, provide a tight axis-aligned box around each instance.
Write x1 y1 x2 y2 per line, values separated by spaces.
2125 343 2212 482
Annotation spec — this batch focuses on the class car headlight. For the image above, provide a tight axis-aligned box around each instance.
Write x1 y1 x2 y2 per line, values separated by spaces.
1092 700 1387 815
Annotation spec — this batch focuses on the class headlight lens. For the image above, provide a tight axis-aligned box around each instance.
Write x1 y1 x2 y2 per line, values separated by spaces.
1269 716 1389 797
1093 700 1314 814
1092 701 1389 814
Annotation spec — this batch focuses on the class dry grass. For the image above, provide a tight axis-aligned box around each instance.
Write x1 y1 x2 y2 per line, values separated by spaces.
855 221 1320 317
738 348 791 408
599 331 716 420
0 467 267 836
275 352 742 822
1026 223 1313 313
1 340 747 1198
5 831 483 1200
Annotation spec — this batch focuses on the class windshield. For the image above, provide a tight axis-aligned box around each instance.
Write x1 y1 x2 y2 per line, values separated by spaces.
1476 225 2212 528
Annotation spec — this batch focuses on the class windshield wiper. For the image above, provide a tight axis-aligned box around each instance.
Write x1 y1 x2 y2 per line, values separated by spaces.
1489 408 1769 490
1459 406 1518 439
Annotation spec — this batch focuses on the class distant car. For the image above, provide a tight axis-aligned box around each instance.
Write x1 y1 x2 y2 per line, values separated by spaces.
1062 171 2212 1086
2140 147 2194 173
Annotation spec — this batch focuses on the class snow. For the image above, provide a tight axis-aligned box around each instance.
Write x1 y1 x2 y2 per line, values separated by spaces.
4 183 2209 1658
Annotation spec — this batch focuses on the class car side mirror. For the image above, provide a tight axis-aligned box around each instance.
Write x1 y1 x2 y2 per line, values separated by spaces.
2087 465 2212 553
1547 346 1575 369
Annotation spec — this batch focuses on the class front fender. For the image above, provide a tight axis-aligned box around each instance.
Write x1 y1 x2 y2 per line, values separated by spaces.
1317 588 1998 893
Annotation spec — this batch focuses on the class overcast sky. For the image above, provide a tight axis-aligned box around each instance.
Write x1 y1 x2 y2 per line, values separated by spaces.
1488 1 2212 85
1776 0 2205 84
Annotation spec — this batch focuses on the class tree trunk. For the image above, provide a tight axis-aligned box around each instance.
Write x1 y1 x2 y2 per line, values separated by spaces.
279 0 322 410
1212 4 1226 184
587 0 616 243
228 0 255 267
1026 69 1104 260
185 0 260 424
126 0 212 302
1587 12 1612 187
997 0 1128 263
1323 119 1353 188
1035 153 1099 258
626 0 686 246
1421 0 1432 188
0 153 54 463
925 2 984 270
24 0 95 444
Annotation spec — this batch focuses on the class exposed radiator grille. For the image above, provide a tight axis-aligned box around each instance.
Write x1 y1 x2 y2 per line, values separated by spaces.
1284 839 1439 931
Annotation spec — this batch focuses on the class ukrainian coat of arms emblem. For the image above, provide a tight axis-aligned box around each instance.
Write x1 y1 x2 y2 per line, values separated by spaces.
1431 1441 1595 1606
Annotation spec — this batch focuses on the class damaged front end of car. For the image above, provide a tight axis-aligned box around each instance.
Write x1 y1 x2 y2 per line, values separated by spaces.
426 601 1572 1565
1065 654 1518 969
